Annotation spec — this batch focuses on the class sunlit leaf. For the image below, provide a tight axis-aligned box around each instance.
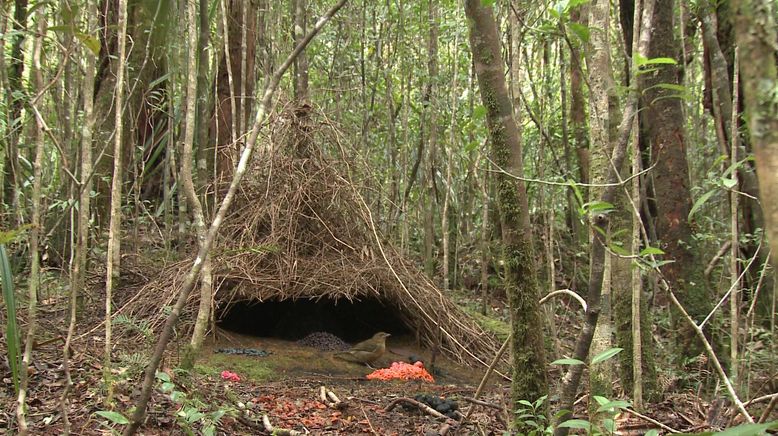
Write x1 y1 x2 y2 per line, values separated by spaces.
591 347 623 364
639 246 665 256
558 419 591 429
689 189 717 221
95 410 130 425
551 358 586 366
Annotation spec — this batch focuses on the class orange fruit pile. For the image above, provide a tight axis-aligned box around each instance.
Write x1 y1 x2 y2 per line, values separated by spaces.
366 361 434 382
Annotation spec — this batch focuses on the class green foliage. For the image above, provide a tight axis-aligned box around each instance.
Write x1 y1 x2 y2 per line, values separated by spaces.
93 409 130 435
551 347 623 367
511 395 552 436
156 371 231 436
1 245 20 393
686 421 778 436
113 314 154 342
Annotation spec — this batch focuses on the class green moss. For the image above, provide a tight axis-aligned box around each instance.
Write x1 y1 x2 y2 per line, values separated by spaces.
460 305 511 341
195 353 276 382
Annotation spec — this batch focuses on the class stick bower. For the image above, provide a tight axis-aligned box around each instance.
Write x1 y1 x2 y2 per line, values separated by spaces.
116 104 504 369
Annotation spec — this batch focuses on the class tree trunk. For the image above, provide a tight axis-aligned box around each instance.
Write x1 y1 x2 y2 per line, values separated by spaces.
62 0 98 430
184 0 215 369
555 1 655 432
732 0 778 326
584 0 617 416
641 0 710 362
15 7 45 433
4 0 28 226
293 0 309 101
464 0 548 424
423 0 439 278
212 0 258 179
103 0 129 405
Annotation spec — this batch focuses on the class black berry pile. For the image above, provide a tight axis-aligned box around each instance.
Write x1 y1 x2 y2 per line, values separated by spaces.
214 348 271 357
413 393 460 419
296 331 351 351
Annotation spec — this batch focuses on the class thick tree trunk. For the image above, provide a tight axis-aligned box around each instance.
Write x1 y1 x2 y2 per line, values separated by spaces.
641 0 710 362
732 0 778 311
464 0 548 424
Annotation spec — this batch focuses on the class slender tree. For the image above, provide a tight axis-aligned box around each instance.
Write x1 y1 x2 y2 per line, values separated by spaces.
185 0 215 368
61 0 99 431
103 0 129 405
15 6 45 433
464 0 548 423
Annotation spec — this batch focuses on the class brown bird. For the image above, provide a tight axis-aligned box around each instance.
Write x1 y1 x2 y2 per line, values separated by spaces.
334 332 391 366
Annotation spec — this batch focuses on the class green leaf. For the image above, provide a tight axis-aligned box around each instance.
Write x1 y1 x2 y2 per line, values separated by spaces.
480 0 496 7
156 371 171 383
557 419 591 430
634 53 677 66
584 201 615 213
721 177 737 188
639 246 665 256
473 105 487 120
551 358 586 366
609 243 630 256
95 410 130 425
569 22 590 42
645 430 660 436
591 347 623 364
1 245 20 394
67 30 101 56
689 189 717 221
713 421 778 436
596 400 631 412
653 83 686 92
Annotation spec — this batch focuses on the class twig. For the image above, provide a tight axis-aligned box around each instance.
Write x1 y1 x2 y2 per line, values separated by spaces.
261 414 303 436
462 397 502 410
360 404 378 435
385 397 448 420
539 289 588 312
665 285 754 423
758 394 778 423
622 408 681 433
319 385 345 409
460 333 511 426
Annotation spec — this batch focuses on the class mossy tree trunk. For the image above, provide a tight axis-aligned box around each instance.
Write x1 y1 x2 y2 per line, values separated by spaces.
584 0 617 417
464 0 548 422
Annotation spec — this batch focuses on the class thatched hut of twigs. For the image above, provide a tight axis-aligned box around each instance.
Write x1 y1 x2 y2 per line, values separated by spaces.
116 103 503 369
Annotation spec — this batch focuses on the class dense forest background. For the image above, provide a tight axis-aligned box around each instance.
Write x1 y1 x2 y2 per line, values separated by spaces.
1 0 778 434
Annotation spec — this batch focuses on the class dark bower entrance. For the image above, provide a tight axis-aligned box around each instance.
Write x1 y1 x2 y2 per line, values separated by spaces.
216 297 410 341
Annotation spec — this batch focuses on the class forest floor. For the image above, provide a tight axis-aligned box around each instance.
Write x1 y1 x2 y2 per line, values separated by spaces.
1 297 747 436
